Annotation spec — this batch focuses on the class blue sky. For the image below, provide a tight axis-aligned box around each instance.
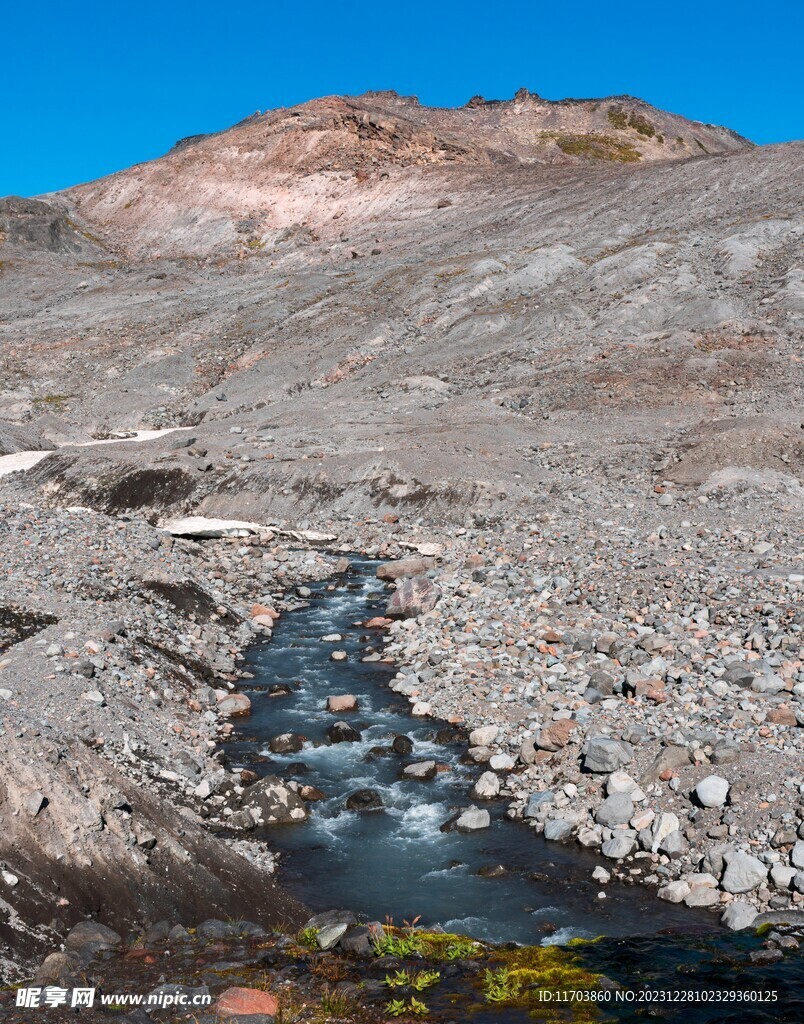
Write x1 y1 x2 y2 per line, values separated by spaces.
2 0 802 197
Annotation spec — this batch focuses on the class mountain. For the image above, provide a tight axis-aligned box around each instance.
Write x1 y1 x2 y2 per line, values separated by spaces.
0 89 800 522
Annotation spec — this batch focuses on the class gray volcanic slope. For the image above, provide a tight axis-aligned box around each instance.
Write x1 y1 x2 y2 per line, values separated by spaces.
0 90 801 520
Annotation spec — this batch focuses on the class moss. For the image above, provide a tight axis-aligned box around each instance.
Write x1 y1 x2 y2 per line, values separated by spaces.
626 111 656 137
33 393 72 406
694 137 710 153
553 133 641 163
482 945 605 1021
606 106 628 130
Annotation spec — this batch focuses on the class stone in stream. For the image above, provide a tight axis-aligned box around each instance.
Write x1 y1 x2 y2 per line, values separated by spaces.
694 775 730 808
386 576 440 618
242 776 308 824
442 806 491 833
543 819 573 842
392 734 414 755
330 650 348 661
345 789 383 811
269 733 304 754
582 737 633 773
327 721 361 743
403 760 437 781
217 692 251 717
267 683 293 697
326 694 358 713
721 901 758 931
471 771 500 799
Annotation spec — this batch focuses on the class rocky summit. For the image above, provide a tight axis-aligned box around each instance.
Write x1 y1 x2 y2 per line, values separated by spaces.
0 84 802 1012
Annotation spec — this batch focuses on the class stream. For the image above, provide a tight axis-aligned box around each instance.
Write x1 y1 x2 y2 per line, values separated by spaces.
226 558 804 1020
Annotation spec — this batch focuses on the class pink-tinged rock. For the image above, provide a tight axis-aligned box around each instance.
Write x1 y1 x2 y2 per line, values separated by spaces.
536 719 576 751
252 614 275 628
364 616 392 628
217 693 251 717
251 603 279 620
377 557 434 580
386 576 440 618
326 694 358 713
216 987 279 1018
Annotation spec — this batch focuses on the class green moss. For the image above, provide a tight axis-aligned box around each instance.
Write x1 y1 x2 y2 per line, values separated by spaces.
482 945 605 1021
554 133 641 163
626 111 656 137
606 106 628 130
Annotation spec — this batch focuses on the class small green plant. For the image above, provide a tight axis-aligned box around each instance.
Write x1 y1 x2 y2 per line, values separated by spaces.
385 997 429 1017
483 966 523 1003
384 969 412 988
296 925 319 949
443 938 478 959
384 969 440 991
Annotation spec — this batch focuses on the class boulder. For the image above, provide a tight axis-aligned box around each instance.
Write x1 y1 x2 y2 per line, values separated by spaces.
217 693 251 717
452 806 491 832
657 880 691 903
242 776 308 824
216 987 279 1019
471 771 500 800
345 789 383 811
327 721 361 743
65 921 122 951
386 576 440 618
524 791 555 818
601 836 635 859
536 719 576 751
269 733 304 754
543 819 573 842
694 775 730 808
377 557 434 580
640 743 691 783
583 737 633 773
721 901 758 931
791 840 804 869
403 761 437 781
721 851 768 893
595 793 635 828
469 725 498 747
326 694 358 713
391 734 414 755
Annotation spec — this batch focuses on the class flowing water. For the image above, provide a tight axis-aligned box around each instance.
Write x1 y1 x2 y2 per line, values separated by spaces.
226 558 804 1020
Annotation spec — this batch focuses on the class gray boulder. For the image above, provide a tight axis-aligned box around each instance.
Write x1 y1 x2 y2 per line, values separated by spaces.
595 792 634 828
721 901 758 931
601 836 635 859
721 851 768 893
543 819 573 842
583 737 633 773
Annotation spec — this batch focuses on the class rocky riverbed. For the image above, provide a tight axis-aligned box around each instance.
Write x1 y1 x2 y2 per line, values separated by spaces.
0 489 802 1014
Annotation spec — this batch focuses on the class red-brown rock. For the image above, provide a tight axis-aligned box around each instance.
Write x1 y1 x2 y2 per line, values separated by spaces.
216 987 279 1018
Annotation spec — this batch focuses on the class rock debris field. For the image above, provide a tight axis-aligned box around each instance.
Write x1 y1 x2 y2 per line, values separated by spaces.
0 87 802 996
